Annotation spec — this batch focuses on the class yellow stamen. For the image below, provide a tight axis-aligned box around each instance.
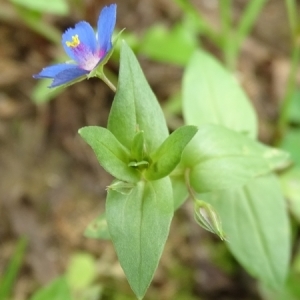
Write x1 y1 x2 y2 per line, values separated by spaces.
66 35 80 48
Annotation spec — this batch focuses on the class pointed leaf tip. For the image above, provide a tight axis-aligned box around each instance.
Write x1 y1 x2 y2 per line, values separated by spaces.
145 125 198 180
79 126 140 182
107 41 169 152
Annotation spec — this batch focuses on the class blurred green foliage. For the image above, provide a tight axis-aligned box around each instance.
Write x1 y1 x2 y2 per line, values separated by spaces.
0 237 27 300
30 253 101 300
10 0 69 15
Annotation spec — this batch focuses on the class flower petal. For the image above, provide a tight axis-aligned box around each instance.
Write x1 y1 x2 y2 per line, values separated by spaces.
97 4 117 55
62 21 97 63
50 67 89 88
33 63 78 79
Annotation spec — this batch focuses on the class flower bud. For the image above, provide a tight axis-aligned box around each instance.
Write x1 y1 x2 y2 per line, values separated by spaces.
194 200 226 240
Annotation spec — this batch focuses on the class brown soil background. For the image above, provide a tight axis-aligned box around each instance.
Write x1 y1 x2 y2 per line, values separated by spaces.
0 0 298 299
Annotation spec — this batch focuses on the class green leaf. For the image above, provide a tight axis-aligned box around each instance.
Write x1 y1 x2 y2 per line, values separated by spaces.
84 213 111 240
106 177 173 299
0 237 27 300
279 129 300 166
66 253 96 291
189 156 268 193
201 174 291 289
170 174 188 210
30 277 72 300
130 131 146 162
139 23 198 66
11 0 69 15
145 125 198 180
262 146 291 171
183 50 257 138
181 124 267 164
260 272 300 300
79 126 140 183
280 166 300 222
107 41 169 153
181 124 272 193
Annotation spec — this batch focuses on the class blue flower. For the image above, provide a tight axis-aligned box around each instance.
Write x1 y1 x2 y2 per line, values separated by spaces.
33 4 117 88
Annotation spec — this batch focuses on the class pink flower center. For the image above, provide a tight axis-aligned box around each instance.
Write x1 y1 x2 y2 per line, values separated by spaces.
66 35 104 71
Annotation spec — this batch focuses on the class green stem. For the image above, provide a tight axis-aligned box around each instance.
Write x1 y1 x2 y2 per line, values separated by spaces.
184 169 197 201
277 0 300 140
175 0 222 47
236 0 268 46
277 42 300 138
277 0 300 139
230 0 268 68
219 0 235 70
286 0 297 41
101 72 117 93
185 170 227 240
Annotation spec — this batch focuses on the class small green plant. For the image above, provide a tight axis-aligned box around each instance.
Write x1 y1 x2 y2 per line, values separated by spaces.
30 1 300 299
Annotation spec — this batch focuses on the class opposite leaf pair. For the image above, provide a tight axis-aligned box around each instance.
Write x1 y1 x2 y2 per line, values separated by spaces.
79 124 197 184
80 43 291 299
79 42 197 299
